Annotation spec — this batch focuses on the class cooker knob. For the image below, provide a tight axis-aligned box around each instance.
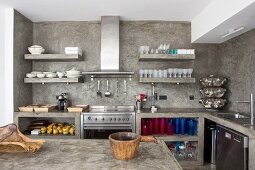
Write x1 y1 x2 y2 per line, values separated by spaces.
114 118 116 121
122 118 125 121
102 118 104 121
110 118 112 121
88 116 91 120
126 118 129 121
118 118 121 121
95 118 97 121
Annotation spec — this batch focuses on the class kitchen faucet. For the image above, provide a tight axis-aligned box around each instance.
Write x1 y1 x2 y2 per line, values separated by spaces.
236 93 254 125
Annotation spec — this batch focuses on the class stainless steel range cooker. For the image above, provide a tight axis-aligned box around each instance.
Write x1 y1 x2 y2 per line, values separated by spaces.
81 106 135 139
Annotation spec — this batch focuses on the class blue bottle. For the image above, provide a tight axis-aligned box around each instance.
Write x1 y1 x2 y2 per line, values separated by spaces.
175 118 180 134
180 118 186 135
188 119 194 135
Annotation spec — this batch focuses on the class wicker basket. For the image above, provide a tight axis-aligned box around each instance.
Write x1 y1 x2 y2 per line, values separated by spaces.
109 132 157 160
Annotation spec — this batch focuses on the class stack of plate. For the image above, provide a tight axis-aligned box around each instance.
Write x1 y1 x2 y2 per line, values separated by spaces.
65 47 82 56
66 68 81 78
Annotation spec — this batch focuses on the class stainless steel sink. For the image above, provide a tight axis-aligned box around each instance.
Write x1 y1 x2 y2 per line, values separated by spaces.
217 113 250 119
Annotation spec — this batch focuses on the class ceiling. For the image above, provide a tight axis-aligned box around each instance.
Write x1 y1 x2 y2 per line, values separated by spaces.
0 0 212 22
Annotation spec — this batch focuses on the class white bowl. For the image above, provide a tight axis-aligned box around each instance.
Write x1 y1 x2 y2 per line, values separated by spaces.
43 72 52 74
66 74 81 78
31 71 42 75
37 73 46 78
26 73 36 78
28 45 45 54
46 73 57 78
66 68 80 75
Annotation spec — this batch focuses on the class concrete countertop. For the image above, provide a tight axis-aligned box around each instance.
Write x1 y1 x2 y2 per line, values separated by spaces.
0 139 182 170
138 108 255 138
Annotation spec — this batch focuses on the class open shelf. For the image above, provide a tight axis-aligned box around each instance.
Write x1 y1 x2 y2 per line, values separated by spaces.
139 54 195 61
24 77 84 84
24 54 83 61
156 135 198 142
139 77 195 84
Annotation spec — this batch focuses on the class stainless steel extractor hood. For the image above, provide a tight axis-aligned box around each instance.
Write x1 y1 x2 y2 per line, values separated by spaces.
82 16 134 75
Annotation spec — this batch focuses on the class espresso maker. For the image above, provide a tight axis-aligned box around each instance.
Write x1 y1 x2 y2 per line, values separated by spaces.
56 93 69 110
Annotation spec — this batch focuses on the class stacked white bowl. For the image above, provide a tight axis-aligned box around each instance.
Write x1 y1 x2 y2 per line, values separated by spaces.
65 68 81 78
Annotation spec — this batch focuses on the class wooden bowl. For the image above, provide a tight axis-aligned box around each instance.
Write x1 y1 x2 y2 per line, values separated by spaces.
109 132 157 160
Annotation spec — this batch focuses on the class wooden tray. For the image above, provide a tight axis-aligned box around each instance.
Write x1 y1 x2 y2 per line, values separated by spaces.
34 105 57 112
67 105 89 112
0 124 45 153
18 105 40 112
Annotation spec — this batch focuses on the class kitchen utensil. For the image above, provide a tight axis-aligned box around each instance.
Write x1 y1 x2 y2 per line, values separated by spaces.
28 45 45 54
97 80 102 97
105 80 111 97
123 80 127 95
116 80 119 97
200 87 227 98
109 132 157 160
200 75 227 87
56 93 69 110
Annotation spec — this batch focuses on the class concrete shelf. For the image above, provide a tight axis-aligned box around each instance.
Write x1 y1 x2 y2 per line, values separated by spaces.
24 54 83 61
24 77 84 84
14 111 81 139
139 77 195 84
139 54 195 61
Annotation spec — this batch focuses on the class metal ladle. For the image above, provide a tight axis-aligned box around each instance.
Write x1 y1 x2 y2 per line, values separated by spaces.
97 80 102 97
105 80 111 97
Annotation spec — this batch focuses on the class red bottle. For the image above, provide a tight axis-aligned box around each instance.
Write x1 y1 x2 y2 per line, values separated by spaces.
153 118 159 134
160 118 165 135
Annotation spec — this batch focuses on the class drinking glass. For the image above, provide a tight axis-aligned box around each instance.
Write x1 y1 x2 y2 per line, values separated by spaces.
148 69 153 78
158 69 163 78
175 118 180 134
180 118 187 135
153 118 159 134
144 69 148 78
187 68 193 78
168 68 173 78
182 69 188 78
139 46 145 54
177 69 183 78
173 68 178 78
139 69 144 78
163 70 168 78
153 69 158 78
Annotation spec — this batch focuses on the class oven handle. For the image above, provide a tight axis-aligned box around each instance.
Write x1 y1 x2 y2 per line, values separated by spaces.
84 124 133 130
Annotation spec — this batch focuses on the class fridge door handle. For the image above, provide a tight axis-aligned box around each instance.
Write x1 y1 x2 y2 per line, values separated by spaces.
225 132 231 139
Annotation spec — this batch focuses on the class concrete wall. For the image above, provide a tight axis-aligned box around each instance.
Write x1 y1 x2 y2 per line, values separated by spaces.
31 21 219 108
217 28 255 113
0 5 5 125
13 11 33 111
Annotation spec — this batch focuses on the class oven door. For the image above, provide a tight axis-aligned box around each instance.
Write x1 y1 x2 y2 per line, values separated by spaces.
82 124 133 139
